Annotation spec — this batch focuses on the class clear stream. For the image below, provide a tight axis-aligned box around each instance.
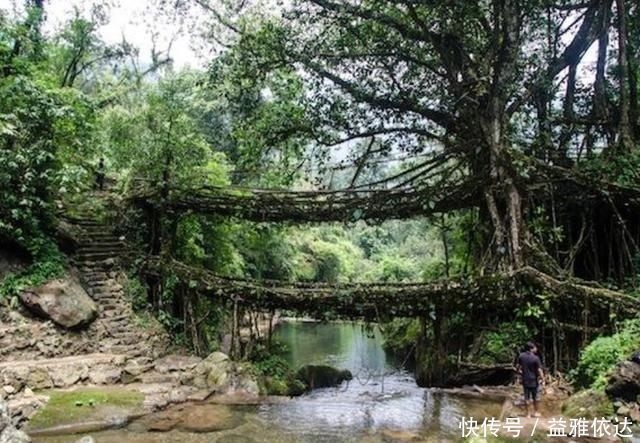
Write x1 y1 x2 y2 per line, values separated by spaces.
34 321 504 442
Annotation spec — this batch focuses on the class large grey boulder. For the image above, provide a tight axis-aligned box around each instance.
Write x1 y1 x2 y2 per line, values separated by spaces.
184 352 233 389
181 352 259 396
20 278 98 329
0 399 31 443
606 359 640 403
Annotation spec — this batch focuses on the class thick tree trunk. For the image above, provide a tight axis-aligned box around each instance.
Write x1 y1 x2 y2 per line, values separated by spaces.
482 109 526 271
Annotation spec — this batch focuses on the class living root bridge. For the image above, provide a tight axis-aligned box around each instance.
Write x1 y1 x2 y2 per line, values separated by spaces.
143 259 639 323
129 179 478 223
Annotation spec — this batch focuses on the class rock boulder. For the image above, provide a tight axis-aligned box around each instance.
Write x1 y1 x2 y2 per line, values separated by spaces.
181 352 259 396
295 365 353 390
185 352 232 389
0 399 31 443
606 359 640 403
20 278 98 329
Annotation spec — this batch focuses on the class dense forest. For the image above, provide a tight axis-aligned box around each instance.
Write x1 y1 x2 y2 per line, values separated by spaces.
1 0 640 440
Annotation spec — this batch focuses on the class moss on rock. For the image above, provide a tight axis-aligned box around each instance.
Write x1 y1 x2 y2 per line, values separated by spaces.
562 389 614 420
28 387 144 429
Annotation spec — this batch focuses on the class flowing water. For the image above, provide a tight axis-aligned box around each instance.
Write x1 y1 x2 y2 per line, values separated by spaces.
258 321 503 441
33 321 505 443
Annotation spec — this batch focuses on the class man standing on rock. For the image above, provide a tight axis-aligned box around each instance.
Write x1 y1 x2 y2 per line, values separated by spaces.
517 342 545 418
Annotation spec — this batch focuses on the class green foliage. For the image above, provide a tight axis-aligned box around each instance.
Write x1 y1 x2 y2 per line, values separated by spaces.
472 322 531 365
580 148 640 188
0 74 94 246
562 389 614 420
290 227 363 283
103 73 218 187
0 240 64 302
249 340 305 396
123 272 148 312
571 319 640 390
1 8 96 249
209 25 310 184
381 318 420 359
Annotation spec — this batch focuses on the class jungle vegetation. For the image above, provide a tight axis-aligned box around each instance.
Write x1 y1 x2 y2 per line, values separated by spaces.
1 0 639 388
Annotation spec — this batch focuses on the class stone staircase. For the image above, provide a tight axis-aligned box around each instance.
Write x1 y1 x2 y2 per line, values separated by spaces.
67 213 168 359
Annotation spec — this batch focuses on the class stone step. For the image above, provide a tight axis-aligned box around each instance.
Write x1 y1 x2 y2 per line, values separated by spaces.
104 325 133 334
96 289 125 297
136 371 181 384
86 284 116 292
82 278 112 286
73 220 109 228
80 237 119 242
0 353 125 370
100 297 127 306
76 251 119 260
86 280 121 289
100 344 144 356
94 296 122 305
78 243 125 251
65 218 104 226
90 289 122 298
101 304 128 313
82 231 118 238
97 301 127 310
77 261 116 269
100 303 127 320
104 324 135 334
78 244 124 253
81 271 110 277
101 309 133 318
106 314 130 322
101 323 135 334
114 334 142 345
75 260 119 270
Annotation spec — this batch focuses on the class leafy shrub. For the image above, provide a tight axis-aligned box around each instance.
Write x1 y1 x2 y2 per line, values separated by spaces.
0 240 65 302
571 319 640 390
382 318 420 359
472 322 530 365
249 340 305 395
124 273 149 312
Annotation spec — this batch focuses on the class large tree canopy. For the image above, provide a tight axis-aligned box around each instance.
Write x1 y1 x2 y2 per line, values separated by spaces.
197 0 640 281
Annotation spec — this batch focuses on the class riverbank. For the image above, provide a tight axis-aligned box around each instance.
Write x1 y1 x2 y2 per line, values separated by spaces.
21 383 579 443
3 317 637 442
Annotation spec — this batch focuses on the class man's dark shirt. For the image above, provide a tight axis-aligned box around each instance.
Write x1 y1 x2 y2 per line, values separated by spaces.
518 351 541 388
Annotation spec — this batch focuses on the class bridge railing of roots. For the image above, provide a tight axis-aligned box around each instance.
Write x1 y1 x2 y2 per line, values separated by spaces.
141 257 638 328
129 171 640 331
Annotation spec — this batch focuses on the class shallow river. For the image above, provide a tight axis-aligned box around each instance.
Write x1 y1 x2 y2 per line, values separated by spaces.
34 321 504 442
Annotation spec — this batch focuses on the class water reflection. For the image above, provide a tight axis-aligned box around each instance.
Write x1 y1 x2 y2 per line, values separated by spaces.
33 321 504 443
259 321 502 441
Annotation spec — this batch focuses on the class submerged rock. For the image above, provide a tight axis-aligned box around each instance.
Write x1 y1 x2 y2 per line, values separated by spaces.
132 403 241 433
606 359 640 403
0 399 31 443
263 376 306 397
20 278 97 329
295 365 353 390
